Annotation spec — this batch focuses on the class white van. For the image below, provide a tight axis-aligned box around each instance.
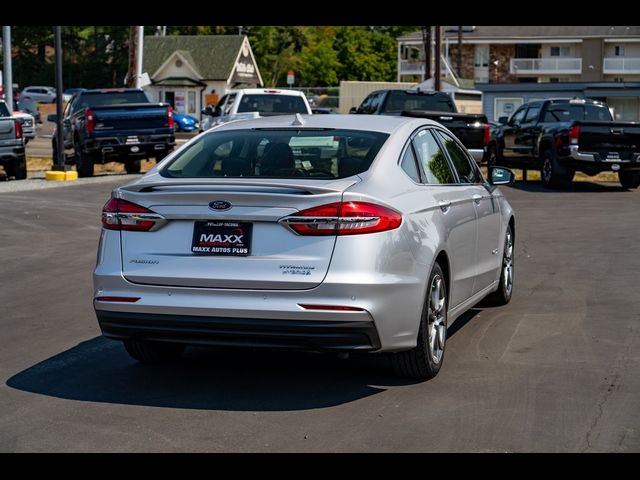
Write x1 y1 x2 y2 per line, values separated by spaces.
201 88 312 131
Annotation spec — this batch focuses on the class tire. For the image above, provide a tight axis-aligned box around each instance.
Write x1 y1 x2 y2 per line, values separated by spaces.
154 148 171 163
123 339 186 364
619 171 640 189
541 149 572 188
125 158 142 174
391 262 447 380
485 144 498 167
74 140 95 178
483 224 514 306
13 157 27 180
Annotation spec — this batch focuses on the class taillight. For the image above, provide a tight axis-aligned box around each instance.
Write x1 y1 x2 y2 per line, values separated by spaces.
568 125 580 145
85 108 95 133
482 123 491 146
101 197 165 232
14 120 23 139
167 106 174 128
280 201 402 236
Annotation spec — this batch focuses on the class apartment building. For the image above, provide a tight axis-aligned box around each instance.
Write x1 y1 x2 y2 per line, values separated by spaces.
397 26 640 120
397 26 640 84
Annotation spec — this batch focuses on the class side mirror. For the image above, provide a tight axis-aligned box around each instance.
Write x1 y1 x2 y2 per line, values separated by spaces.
47 114 58 123
489 166 515 186
348 107 358 114
498 116 508 125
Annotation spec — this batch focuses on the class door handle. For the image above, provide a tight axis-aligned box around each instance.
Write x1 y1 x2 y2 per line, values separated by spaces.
472 194 482 205
439 200 451 212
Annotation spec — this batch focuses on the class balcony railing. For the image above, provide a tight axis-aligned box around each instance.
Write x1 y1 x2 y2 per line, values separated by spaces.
510 58 582 75
399 60 425 75
603 57 640 74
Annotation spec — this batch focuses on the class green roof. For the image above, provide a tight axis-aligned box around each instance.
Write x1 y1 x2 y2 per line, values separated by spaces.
144 35 245 81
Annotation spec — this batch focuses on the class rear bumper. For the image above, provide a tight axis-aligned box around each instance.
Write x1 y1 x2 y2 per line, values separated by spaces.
0 144 26 163
569 145 640 170
84 134 176 158
97 310 381 352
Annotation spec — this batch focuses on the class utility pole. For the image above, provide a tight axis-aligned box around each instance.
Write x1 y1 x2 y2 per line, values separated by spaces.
2 26 13 112
435 26 442 91
457 26 463 77
53 26 66 170
135 26 143 88
126 26 138 88
421 26 432 80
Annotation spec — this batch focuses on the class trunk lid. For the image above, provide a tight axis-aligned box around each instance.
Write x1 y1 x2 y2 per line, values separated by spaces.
118 178 358 290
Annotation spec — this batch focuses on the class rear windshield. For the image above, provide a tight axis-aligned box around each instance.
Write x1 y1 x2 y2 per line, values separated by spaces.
161 129 389 179
543 103 612 122
384 91 455 113
76 91 149 109
237 94 309 115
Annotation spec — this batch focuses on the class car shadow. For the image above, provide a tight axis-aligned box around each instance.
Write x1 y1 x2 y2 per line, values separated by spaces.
446 308 482 339
506 179 626 193
6 336 425 412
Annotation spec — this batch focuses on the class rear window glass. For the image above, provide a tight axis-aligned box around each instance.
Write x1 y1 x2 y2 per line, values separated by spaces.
543 103 612 122
162 129 389 179
237 94 309 115
384 91 454 113
76 91 149 109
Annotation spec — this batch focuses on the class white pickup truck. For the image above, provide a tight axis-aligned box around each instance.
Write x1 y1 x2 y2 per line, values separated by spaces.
200 88 312 131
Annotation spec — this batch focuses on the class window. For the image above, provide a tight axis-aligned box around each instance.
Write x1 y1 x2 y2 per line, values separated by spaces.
509 107 528 126
436 131 482 184
187 91 196 114
384 91 454 114
550 46 571 57
236 94 308 114
614 45 625 57
400 145 421 183
543 103 612 122
412 130 454 185
524 105 541 123
162 129 389 180
474 46 489 68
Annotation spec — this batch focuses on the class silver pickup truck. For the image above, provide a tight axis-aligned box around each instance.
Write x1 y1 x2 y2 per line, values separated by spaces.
0 115 26 180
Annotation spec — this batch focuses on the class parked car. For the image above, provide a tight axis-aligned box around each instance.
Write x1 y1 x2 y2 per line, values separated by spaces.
20 86 56 103
63 88 87 103
489 98 640 189
173 113 200 132
351 89 491 164
200 88 312 132
0 115 26 180
15 96 42 124
94 114 516 380
49 88 176 177
0 100 35 145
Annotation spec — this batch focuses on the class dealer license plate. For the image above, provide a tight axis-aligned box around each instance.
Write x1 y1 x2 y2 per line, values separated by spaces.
191 221 252 256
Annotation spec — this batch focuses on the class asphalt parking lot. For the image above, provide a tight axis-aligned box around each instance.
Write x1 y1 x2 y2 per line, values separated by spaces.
0 176 638 452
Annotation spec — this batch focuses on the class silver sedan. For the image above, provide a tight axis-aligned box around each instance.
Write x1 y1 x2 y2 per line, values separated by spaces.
94 114 516 379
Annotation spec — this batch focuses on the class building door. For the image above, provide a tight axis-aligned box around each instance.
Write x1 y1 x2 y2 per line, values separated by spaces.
474 46 489 83
164 91 175 109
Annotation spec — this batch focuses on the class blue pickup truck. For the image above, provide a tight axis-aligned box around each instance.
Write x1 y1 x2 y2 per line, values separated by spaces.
50 89 175 177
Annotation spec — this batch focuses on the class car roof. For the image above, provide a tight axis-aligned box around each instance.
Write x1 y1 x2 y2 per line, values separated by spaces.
228 88 307 97
210 113 440 135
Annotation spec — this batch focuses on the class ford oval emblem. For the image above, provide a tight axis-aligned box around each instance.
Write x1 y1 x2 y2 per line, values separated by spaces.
209 200 232 211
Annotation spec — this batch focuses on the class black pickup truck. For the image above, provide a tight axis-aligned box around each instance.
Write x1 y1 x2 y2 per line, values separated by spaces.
489 98 640 189
50 89 175 177
351 89 490 163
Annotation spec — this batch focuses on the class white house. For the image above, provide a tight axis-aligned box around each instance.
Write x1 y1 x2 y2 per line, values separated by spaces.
142 35 263 117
